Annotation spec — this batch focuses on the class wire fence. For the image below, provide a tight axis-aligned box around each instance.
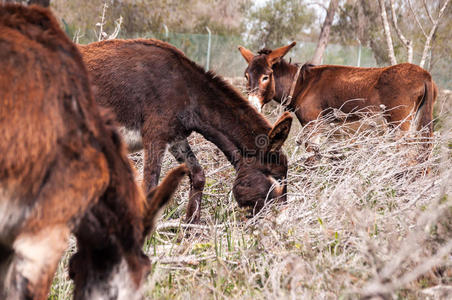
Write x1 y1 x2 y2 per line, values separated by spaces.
72 26 451 89
136 32 378 78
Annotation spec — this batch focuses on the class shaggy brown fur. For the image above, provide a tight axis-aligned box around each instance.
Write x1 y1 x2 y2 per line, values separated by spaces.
239 43 438 139
79 39 293 224
0 5 186 299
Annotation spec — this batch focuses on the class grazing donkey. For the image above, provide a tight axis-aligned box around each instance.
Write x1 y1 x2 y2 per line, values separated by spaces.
0 5 186 299
238 42 438 145
79 39 293 224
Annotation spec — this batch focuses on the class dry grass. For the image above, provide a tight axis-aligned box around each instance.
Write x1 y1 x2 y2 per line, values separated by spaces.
48 91 452 299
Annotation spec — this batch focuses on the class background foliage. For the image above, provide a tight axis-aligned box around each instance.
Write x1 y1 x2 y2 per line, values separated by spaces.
48 0 452 88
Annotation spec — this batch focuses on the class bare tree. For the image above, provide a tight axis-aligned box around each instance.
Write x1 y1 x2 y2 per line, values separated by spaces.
311 0 339 65
389 0 413 63
408 0 450 68
378 0 397 65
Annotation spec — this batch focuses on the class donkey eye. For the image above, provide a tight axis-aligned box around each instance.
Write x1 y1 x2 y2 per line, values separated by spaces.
262 75 269 82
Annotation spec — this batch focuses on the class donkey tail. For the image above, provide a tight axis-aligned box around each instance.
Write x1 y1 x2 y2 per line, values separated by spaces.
416 80 435 137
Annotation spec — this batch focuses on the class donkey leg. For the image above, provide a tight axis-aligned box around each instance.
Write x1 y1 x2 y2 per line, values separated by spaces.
143 138 167 194
169 138 205 224
386 107 413 133
295 108 323 152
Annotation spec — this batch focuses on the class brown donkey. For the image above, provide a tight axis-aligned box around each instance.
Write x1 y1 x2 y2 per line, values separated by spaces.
238 42 437 145
0 5 186 299
79 39 293 224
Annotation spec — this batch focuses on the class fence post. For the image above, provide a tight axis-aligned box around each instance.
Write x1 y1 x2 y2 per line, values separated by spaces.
205 26 211 71
357 42 362 67
163 24 169 40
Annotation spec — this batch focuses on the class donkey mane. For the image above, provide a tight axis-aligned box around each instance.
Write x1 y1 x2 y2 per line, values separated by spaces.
300 63 315 80
301 63 315 71
257 48 272 55
203 69 271 128
272 59 316 84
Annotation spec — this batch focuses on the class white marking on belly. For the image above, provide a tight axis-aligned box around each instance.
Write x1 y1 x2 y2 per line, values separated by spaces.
248 95 262 112
118 126 143 152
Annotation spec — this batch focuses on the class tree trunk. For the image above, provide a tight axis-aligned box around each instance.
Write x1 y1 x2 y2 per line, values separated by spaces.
389 0 413 63
378 0 397 65
356 1 366 42
357 1 391 66
311 0 339 65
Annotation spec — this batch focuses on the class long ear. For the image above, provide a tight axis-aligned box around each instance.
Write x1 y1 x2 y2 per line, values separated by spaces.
143 165 188 235
267 112 293 152
238 46 255 63
266 42 296 66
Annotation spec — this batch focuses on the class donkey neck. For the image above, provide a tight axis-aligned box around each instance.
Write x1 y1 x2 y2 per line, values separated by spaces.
273 60 300 104
186 74 272 169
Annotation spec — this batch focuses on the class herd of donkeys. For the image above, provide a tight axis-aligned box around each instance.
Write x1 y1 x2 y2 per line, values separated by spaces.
0 4 437 299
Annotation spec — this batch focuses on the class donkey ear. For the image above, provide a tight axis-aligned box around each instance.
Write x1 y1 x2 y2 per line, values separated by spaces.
143 165 188 236
267 42 297 66
267 112 293 152
238 46 255 63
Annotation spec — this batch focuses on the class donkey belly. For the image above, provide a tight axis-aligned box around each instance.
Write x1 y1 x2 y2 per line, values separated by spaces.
118 127 143 153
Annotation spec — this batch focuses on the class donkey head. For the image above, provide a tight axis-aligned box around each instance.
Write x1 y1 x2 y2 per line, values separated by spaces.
238 42 296 111
69 124 187 299
233 112 292 213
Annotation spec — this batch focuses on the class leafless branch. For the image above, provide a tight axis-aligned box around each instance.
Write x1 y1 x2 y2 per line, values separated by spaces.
407 0 427 37
423 0 435 24
108 15 122 40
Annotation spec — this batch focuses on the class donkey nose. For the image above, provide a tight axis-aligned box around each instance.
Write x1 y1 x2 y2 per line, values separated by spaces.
268 176 284 196
248 95 262 113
